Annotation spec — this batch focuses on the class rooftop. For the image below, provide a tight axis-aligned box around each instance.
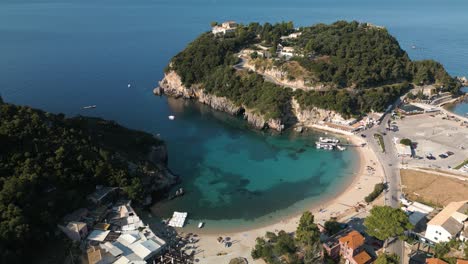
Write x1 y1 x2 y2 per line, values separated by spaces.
338 230 365 250
428 200 468 227
353 250 372 264
87 246 103 264
87 230 111 242
66 221 86 232
426 258 448 264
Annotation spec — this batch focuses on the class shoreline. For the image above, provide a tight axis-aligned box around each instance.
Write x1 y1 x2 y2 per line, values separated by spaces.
184 131 385 264
443 90 468 121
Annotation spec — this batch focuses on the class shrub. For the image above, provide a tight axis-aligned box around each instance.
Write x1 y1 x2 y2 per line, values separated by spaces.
365 183 386 203
400 138 412 146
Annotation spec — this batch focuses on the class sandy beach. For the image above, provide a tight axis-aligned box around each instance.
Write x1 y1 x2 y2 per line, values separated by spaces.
183 133 385 264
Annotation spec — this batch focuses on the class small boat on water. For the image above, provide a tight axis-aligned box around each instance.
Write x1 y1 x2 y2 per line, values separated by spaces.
198 222 204 228
337 145 346 151
168 115 175 120
127 83 131 88
316 142 334 150
82 105 97 109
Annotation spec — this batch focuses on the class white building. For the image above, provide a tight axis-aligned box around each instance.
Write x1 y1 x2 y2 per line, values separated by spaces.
425 200 468 243
212 21 238 35
280 32 302 40
278 46 295 58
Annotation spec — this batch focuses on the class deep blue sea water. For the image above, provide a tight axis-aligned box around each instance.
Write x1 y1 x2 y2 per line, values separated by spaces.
1 0 467 230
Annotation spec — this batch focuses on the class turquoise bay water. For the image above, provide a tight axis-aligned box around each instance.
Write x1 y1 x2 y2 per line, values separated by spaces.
153 99 357 230
1 0 467 229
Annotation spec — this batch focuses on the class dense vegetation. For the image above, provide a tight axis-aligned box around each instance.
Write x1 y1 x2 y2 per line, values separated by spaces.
296 21 410 88
295 82 411 116
251 211 322 264
167 20 461 120
204 66 293 118
364 183 386 203
433 240 468 263
0 101 169 262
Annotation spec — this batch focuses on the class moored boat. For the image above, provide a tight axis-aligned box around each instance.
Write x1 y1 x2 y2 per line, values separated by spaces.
319 137 339 144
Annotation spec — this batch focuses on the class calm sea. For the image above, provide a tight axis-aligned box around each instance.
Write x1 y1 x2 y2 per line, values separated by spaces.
1 0 467 230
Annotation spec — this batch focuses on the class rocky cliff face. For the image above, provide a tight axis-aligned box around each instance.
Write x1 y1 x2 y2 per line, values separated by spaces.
244 60 326 91
291 98 342 126
159 71 285 131
141 144 179 204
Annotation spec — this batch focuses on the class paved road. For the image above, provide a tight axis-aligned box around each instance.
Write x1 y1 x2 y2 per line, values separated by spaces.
361 113 404 262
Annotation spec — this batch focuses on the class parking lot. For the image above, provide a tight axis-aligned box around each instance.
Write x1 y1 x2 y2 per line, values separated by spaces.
392 113 468 170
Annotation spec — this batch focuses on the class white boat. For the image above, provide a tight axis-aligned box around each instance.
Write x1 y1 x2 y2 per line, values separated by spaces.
319 137 339 144
168 115 175 120
82 105 97 109
198 222 204 228
127 83 131 88
337 145 346 151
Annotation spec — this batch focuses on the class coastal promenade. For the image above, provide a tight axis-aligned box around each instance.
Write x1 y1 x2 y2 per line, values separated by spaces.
360 113 405 260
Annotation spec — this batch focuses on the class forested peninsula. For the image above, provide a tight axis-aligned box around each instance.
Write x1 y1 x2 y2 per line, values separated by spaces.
159 21 462 131
0 98 177 262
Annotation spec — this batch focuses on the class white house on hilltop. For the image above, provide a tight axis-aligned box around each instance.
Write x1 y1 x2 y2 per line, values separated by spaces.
425 200 468 243
212 21 238 35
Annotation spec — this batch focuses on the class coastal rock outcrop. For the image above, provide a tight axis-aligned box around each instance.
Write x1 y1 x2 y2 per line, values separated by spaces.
291 98 341 126
159 71 286 131
153 87 162 96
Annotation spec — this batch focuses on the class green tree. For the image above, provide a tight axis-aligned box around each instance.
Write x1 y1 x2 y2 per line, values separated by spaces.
210 21 218 27
324 219 342 235
434 242 450 258
374 253 400 264
296 211 320 246
296 211 322 264
364 206 413 241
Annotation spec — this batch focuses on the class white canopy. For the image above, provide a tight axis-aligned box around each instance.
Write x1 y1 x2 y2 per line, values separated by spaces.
168 212 188 228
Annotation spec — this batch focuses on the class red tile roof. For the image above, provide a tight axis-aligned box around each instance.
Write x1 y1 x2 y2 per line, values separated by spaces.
338 230 365 250
353 250 372 264
426 258 448 264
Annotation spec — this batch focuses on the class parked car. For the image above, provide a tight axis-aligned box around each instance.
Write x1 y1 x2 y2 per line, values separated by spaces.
446 151 454 156
361 134 367 138
439 154 448 159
